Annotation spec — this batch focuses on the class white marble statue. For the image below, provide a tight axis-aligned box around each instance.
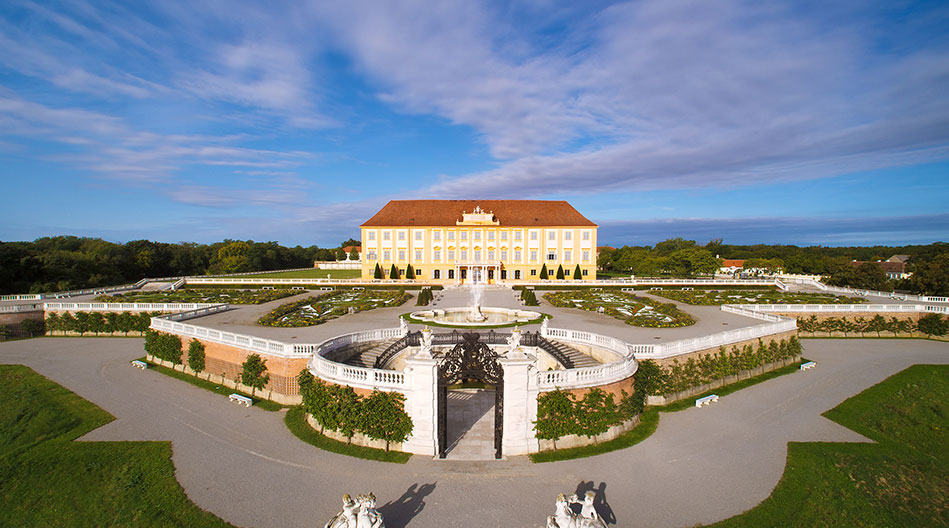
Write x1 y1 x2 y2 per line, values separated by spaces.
325 494 358 528
399 316 408 336
547 493 579 528
419 326 434 358
546 492 606 528
506 326 522 351
356 493 385 528
577 491 606 528
540 316 549 336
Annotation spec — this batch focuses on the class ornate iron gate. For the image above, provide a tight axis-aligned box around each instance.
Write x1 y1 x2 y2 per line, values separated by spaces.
437 331 504 459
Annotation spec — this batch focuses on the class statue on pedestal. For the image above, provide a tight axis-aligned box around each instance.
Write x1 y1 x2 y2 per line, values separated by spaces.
506 326 522 355
325 493 385 528
540 317 549 337
546 492 606 528
418 326 434 358
399 317 408 337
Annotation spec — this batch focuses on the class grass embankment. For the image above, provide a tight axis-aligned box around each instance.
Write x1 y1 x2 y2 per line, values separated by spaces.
220 269 361 279
284 406 411 463
0 365 236 527
141 357 285 411
530 359 808 463
708 364 949 527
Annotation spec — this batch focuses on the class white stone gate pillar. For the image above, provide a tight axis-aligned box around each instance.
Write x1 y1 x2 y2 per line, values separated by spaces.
500 354 539 456
402 355 439 456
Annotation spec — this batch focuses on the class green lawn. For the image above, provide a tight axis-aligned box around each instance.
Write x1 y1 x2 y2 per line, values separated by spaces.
98 287 298 304
141 357 285 411
220 268 361 279
707 364 949 527
0 365 236 527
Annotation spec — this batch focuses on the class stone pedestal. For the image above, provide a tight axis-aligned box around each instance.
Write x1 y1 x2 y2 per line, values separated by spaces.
500 356 539 456
401 356 439 456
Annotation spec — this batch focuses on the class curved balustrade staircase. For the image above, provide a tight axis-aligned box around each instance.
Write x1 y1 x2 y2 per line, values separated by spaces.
333 339 399 368
545 339 600 368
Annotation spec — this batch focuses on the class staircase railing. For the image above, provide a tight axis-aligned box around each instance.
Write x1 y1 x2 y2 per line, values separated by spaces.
536 336 575 369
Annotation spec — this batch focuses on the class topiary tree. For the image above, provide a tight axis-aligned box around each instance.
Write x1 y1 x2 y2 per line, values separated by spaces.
349 248 359 261
60 312 76 335
187 339 206 374
104 312 118 335
573 264 582 280
917 313 948 337
539 263 549 280
20 318 44 338
373 263 383 279
117 311 135 336
45 312 61 335
389 264 399 280
240 353 269 396
534 389 578 449
87 312 105 335
73 312 90 336
334 385 362 443
361 390 413 451
556 264 565 280
406 264 416 280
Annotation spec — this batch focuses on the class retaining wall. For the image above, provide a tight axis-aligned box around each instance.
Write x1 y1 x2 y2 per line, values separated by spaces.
537 415 641 451
645 354 802 406
306 414 403 451
651 330 797 369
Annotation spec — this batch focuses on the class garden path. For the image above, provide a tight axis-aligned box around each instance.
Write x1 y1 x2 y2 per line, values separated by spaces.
1 338 945 527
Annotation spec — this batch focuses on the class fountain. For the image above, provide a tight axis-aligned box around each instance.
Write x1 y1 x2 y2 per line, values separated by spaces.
409 284 542 327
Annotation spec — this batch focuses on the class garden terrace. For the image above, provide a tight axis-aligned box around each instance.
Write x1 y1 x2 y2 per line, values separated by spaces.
258 289 411 328
543 290 694 328
97 287 298 305
651 288 867 305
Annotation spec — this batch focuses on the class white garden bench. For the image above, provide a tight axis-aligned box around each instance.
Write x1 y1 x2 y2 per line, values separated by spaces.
229 393 252 407
695 394 719 407
291 286 306 290
131 360 147 370
800 361 817 371
262 286 275 290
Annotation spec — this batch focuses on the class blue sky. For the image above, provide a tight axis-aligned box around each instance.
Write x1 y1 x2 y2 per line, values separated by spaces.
1 0 948 247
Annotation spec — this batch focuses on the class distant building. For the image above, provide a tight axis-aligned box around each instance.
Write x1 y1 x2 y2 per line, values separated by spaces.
719 259 745 274
850 256 911 280
360 200 598 283
342 245 362 260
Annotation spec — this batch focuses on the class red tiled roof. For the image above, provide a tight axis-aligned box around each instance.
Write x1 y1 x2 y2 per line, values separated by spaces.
342 246 361 253
361 200 597 227
721 259 745 267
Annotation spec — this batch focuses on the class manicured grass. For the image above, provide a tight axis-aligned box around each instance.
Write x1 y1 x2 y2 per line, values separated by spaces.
706 364 949 527
530 359 808 463
99 287 297 304
141 357 285 411
283 406 412 463
0 365 236 527
652 288 866 305
220 269 361 279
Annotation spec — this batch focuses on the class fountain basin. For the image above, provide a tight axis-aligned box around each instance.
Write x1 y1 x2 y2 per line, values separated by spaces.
410 307 542 326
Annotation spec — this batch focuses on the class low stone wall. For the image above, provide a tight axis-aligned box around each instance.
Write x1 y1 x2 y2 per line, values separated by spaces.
306 413 403 452
146 355 303 405
645 354 801 406
545 372 637 401
537 415 641 451
652 330 797 369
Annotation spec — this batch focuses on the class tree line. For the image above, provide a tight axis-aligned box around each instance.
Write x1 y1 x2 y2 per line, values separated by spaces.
0 236 360 294
45 311 157 335
599 239 948 295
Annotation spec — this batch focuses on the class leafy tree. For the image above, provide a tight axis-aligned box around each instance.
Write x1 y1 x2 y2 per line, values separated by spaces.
73 312 89 336
917 314 948 337
374 263 383 280
349 248 360 261
187 339 206 374
87 312 105 335
45 313 60 335
116 312 134 336
0 325 9 341
22 318 45 338
240 353 270 396
578 389 619 441
539 263 548 280
389 264 399 280
214 241 251 274
909 253 949 296
335 248 347 261
104 312 118 334
555 264 565 280
406 264 416 280
573 264 582 280
334 385 362 442
59 312 75 335
133 312 153 334
534 390 578 449
361 391 413 450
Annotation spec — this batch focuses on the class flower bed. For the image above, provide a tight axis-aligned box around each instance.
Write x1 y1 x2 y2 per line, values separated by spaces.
543 290 694 328
97 287 297 305
258 289 411 327
650 288 866 305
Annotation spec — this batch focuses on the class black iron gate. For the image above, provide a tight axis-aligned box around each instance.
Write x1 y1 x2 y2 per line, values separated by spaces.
437 331 504 459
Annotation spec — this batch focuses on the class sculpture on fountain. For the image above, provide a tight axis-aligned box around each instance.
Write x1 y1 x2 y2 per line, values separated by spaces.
468 284 486 322
325 492 385 528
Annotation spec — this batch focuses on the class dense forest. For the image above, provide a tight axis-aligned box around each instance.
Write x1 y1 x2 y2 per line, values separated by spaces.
598 239 949 295
0 236 360 294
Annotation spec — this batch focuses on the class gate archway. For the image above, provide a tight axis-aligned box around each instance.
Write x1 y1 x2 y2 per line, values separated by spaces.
437 332 503 459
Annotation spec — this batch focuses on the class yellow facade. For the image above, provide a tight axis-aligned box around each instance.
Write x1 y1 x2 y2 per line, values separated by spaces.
360 205 597 284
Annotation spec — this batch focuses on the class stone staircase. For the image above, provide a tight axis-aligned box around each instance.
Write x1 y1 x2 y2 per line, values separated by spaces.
333 339 399 369
547 339 600 368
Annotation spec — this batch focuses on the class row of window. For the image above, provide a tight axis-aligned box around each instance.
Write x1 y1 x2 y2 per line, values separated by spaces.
366 229 592 242
365 248 591 262
376 268 590 280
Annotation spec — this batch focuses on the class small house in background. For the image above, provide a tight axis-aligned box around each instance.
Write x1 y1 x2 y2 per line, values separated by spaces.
342 245 362 261
849 255 911 280
719 259 745 274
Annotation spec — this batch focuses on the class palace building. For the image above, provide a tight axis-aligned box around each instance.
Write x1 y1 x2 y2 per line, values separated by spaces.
360 200 597 284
